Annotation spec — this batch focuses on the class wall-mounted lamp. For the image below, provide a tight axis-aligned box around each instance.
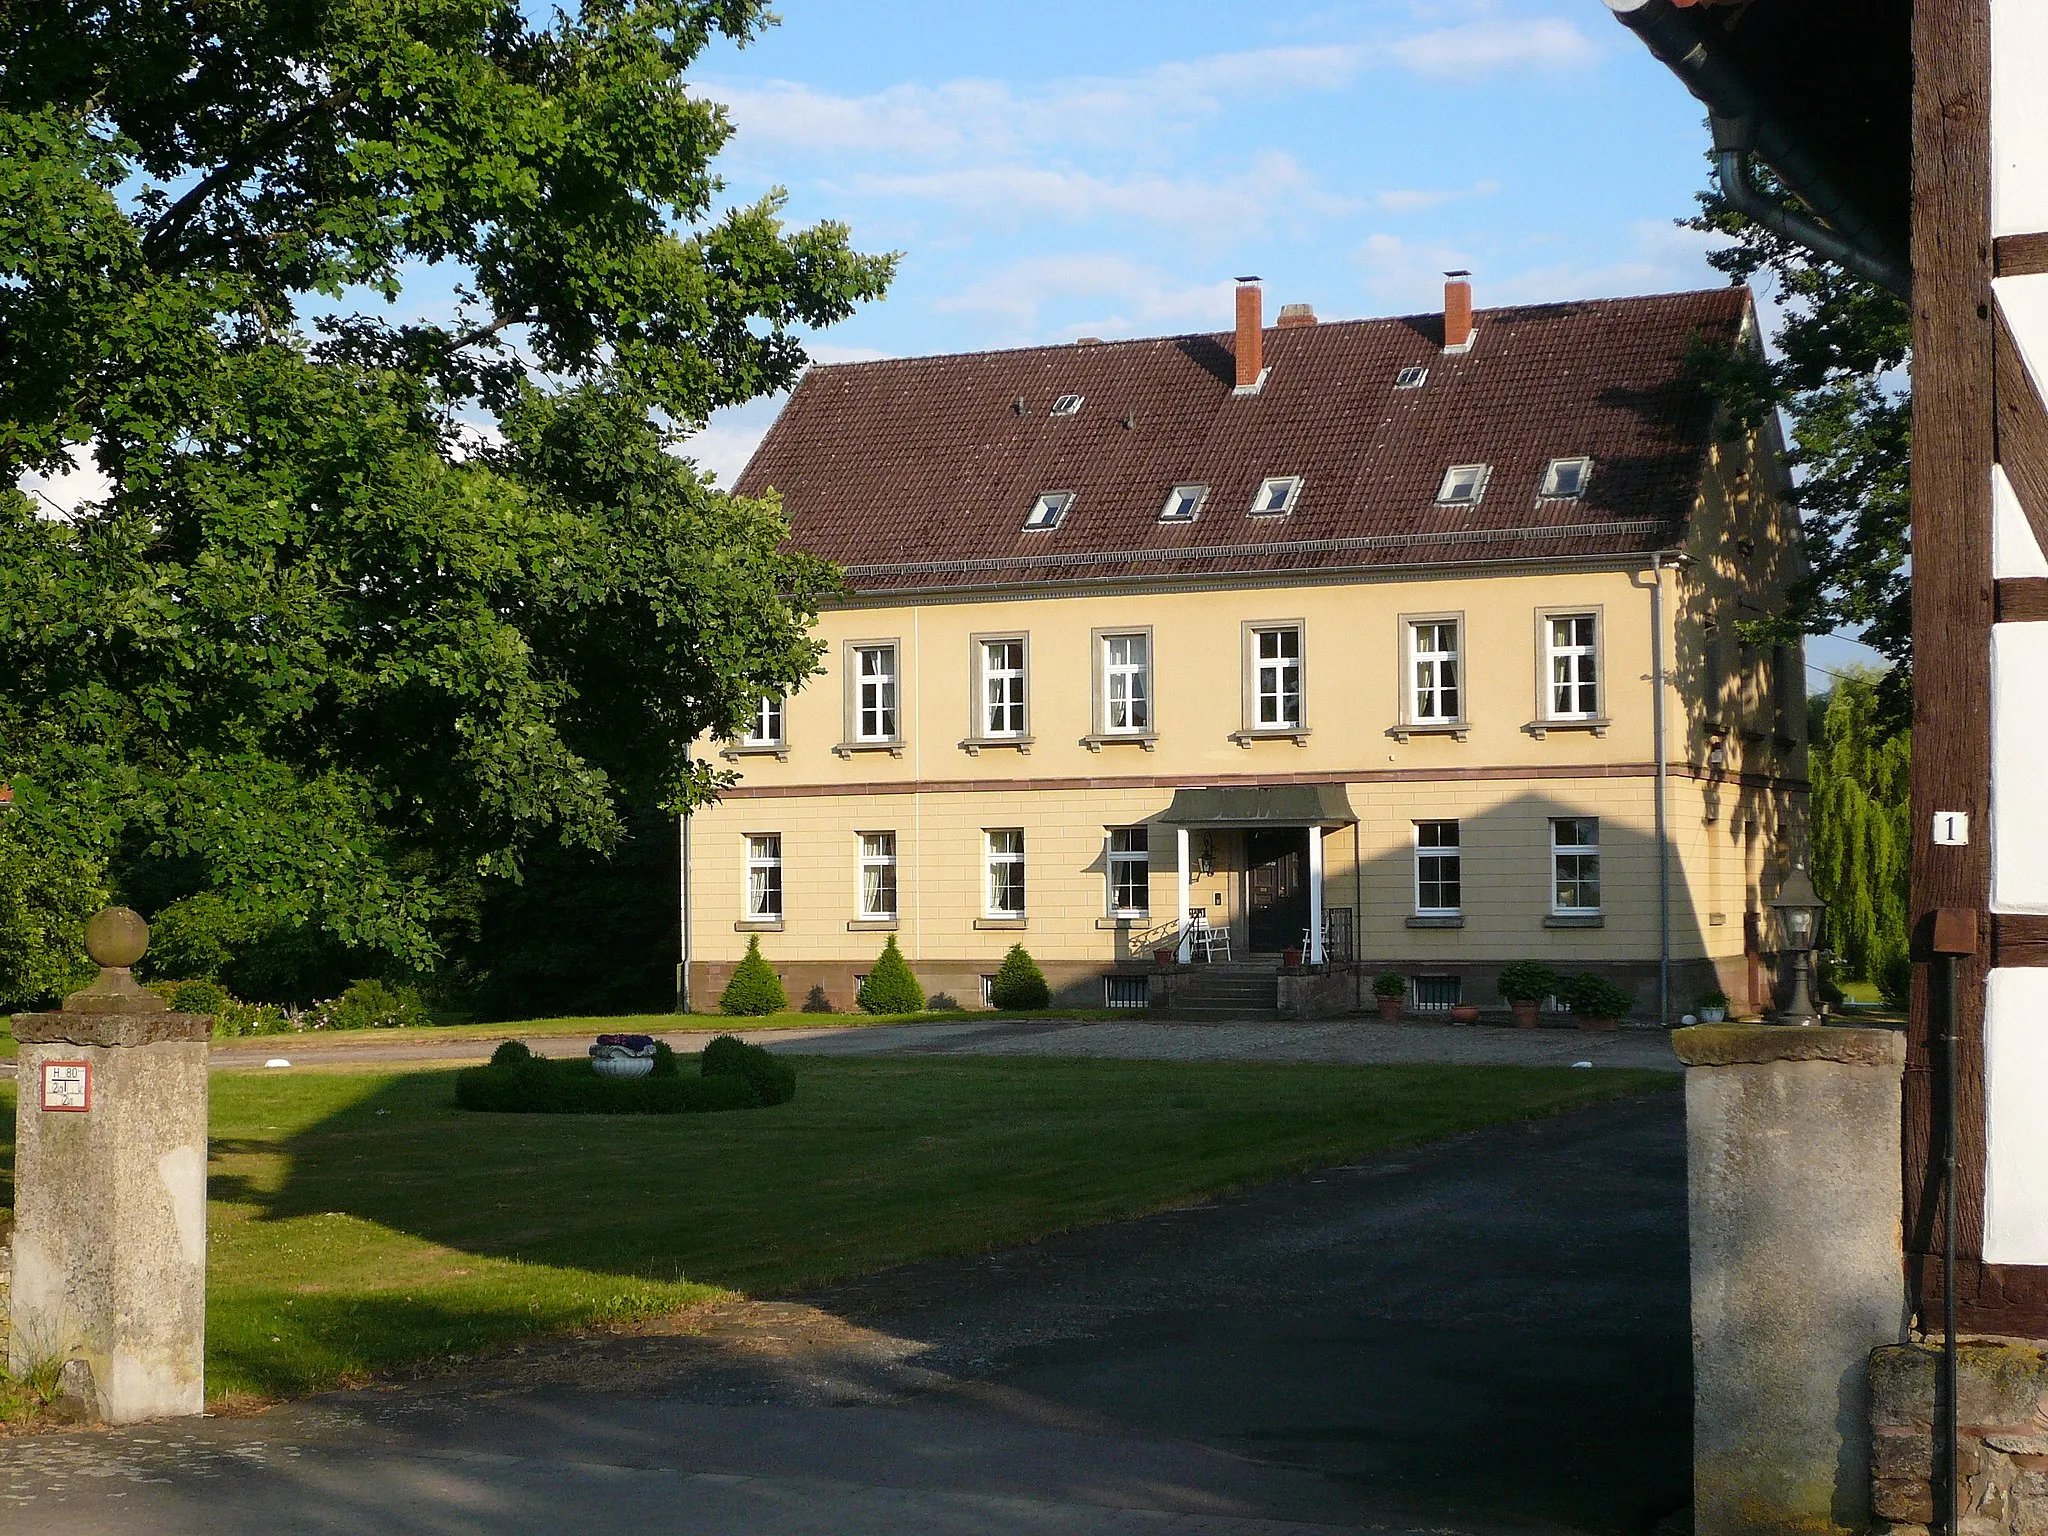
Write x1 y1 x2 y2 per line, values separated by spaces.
1199 836 1216 878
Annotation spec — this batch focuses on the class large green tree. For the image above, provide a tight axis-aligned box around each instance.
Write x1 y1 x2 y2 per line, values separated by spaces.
1807 671 1911 988
0 2 891 1000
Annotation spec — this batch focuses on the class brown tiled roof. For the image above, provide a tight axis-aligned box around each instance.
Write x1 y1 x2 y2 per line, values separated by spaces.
735 287 1752 594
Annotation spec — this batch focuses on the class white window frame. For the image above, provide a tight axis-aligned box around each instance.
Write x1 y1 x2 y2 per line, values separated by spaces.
1551 817 1602 915
1108 826 1150 917
986 828 1026 918
858 831 897 919
1540 456 1592 499
1394 365 1428 389
1405 618 1463 725
1023 490 1074 531
1249 623 1303 730
745 833 783 919
1050 393 1084 416
979 635 1028 738
1414 820 1461 916
1543 611 1601 721
1249 475 1302 517
854 643 897 742
744 694 784 747
1101 631 1151 735
1435 463 1491 506
1158 484 1208 523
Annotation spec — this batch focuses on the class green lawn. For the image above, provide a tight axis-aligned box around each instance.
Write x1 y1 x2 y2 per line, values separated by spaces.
0 1056 1675 1403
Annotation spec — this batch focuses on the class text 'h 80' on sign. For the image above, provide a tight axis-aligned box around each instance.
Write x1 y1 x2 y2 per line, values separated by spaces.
41 1060 91 1112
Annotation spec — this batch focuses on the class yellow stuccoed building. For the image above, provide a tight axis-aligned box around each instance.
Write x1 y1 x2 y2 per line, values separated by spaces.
685 279 1806 1024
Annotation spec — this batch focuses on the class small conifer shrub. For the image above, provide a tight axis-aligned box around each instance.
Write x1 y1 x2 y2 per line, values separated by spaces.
856 935 924 1014
988 944 1051 1010
719 935 788 1016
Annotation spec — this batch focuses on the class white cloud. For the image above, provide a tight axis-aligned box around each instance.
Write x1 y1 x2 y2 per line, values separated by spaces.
934 254 1235 340
1482 219 1730 305
1387 18 1599 78
18 445 112 519
1374 178 1502 213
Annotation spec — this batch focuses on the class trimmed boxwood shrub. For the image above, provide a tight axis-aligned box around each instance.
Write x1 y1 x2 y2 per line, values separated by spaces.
1560 972 1635 1021
857 935 924 1014
454 1056 758 1114
702 1032 796 1106
1497 961 1560 1004
491 1039 534 1067
1371 971 1407 1000
988 944 1050 1010
720 934 787 1016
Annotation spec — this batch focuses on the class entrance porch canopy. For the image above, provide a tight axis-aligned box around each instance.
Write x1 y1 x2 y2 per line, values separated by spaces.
1159 784 1356 965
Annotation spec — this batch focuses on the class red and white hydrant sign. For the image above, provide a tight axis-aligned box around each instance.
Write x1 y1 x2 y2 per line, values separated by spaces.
41 1060 91 1112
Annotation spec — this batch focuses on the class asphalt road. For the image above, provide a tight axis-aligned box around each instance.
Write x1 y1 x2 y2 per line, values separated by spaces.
0 1091 1691 1535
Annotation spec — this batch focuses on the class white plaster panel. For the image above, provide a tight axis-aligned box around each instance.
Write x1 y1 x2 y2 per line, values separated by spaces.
1994 465 2048 578
1991 623 2048 914
1983 969 2048 1263
1996 275 2048 401
1991 0 2048 238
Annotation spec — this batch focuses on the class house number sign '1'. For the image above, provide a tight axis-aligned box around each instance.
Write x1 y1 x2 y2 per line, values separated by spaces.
41 1060 90 1112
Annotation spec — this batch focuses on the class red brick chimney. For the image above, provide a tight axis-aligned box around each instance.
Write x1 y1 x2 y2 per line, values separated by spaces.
1443 270 1474 353
1234 277 1264 391
1276 303 1316 328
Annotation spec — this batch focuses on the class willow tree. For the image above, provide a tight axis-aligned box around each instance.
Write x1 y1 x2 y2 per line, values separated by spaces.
1809 671 1911 989
0 2 892 998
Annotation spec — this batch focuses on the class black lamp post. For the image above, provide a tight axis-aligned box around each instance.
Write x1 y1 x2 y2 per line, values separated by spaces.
1770 861 1825 1027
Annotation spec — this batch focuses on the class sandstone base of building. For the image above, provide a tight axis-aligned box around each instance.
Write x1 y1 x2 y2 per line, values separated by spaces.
1870 1339 2048 1536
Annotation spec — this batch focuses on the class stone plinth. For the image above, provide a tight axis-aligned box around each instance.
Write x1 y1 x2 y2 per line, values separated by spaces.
7 908 210 1423
1674 1024 1911 1536
1869 1339 2048 1536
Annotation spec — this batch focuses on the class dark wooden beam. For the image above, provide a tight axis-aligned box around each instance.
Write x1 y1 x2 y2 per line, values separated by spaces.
1992 914 2048 967
1995 301 2048 558
1995 232 2048 277
1996 578 2048 621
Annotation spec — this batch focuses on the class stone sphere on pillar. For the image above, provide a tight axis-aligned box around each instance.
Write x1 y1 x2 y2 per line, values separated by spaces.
84 906 150 969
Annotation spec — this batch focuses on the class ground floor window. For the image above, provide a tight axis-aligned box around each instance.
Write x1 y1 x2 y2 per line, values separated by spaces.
1414 820 1461 914
859 831 897 918
745 833 782 918
1551 817 1601 913
986 828 1025 916
1104 975 1149 1009
1108 826 1149 915
1412 974 1461 1011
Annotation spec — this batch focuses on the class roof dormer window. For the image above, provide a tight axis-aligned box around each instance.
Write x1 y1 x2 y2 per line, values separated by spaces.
1159 484 1208 523
1394 366 1428 389
1436 464 1491 506
1540 457 1592 499
1249 476 1302 517
1023 491 1074 531
1049 394 1084 417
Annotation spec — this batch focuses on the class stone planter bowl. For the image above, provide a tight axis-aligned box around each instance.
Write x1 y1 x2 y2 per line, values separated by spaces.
1448 1004 1481 1025
1375 996 1403 1020
1698 1006 1728 1023
592 1055 654 1079
1509 1000 1541 1029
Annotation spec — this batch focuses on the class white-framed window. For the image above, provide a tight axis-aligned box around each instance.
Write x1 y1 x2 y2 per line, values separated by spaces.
1408 620 1461 723
1251 625 1302 728
1394 365 1429 389
1103 632 1150 733
855 644 897 741
980 974 997 1005
745 833 783 919
1551 818 1602 914
1435 463 1491 506
986 829 1025 917
1050 393 1085 417
1413 975 1462 1011
744 694 784 746
858 831 897 919
1159 484 1208 523
1415 820 1461 915
1024 490 1074 530
1250 476 1302 516
1108 826 1150 916
982 638 1027 737
1540 456 1592 499
1546 613 1600 719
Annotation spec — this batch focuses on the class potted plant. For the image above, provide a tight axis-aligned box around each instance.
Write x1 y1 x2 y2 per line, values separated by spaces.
1371 971 1406 1020
1560 972 1633 1032
1695 989 1730 1023
1283 946 1304 970
1448 1002 1481 1025
1154 946 1177 968
1498 961 1560 1030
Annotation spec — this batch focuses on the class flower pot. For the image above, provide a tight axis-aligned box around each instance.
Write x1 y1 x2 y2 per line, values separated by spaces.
1283 947 1303 969
1154 948 1177 968
1698 1006 1727 1023
1576 1015 1619 1033
1376 996 1402 1020
1509 999 1540 1029
592 1055 654 1078
1448 1004 1480 1025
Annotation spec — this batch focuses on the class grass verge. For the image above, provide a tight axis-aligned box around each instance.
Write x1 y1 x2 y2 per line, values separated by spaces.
0 1057 1674 1404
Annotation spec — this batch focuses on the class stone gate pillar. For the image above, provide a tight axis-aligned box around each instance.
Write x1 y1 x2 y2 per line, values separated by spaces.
8 907 210 1422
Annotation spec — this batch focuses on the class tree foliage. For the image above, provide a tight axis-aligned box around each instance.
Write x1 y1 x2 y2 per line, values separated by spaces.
1808 671 1911 984
0 2 892 987
1687 163 1912 718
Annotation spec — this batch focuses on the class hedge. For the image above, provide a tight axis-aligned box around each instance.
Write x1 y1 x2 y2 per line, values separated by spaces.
456 1035 793 1114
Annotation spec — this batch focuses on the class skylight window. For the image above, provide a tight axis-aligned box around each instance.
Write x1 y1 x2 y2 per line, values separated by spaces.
1541 457 1592 499
1023 491 1075 531
1158 484 1208 523
1250 476 1302 517
1436 464 1491 506
1049 394 1085 417
1394 366 1429 389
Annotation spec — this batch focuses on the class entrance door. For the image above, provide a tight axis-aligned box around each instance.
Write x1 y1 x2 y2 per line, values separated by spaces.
1246 828 1310 954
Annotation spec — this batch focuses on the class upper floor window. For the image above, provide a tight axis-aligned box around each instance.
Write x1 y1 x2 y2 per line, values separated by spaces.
744 694 784 747
1103 632 1151 734
981 637 1027 737
1023 490 1074 531
1250 476 1302 516
1394 365 1428 389
1540 456 1592 499
986 828 1026 917
1415 821 1461 914
1546 613 1600 720
1159 484 1208 523
859 831 897 919
745 833 783 919
1552 818 1601 914
855 644 897 741
1108 827 1150 916
1436 464 1491 506
1251 625 1302 729
1408 620 1462 724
